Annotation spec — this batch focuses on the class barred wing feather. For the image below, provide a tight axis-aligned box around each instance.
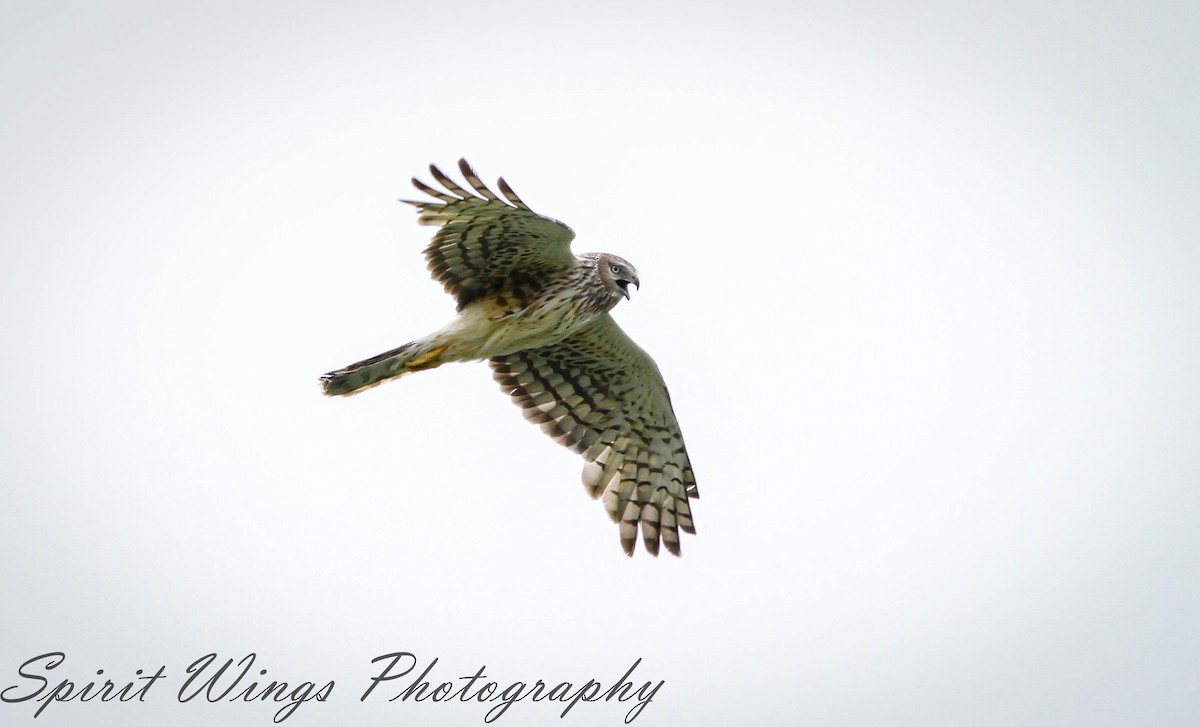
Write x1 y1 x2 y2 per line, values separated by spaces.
490 314 698 556
403 159 576 310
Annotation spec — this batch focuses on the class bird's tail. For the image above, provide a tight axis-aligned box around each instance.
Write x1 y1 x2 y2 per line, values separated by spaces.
320 336 451 396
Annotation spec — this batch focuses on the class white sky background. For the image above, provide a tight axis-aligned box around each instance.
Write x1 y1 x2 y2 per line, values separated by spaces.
2 1 1198 725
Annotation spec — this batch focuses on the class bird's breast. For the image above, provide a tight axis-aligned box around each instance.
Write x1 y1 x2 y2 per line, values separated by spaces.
459 286 600 358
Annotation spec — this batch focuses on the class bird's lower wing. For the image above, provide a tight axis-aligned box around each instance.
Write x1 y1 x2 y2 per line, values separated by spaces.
489 314 698 557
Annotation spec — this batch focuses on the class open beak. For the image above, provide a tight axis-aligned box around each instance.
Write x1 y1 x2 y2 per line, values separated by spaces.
618 277 639 300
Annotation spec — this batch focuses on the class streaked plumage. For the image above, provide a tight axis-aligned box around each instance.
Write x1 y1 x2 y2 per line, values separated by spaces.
321 159 697 556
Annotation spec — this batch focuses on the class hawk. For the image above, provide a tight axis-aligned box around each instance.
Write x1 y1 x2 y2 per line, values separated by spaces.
321 160 698 556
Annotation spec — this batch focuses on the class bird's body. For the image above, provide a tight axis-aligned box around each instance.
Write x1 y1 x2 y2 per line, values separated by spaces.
321 160 698 556
454 253 619 357
321 253 622 393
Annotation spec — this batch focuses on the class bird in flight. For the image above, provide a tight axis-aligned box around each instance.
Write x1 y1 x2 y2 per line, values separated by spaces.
321 160 698 556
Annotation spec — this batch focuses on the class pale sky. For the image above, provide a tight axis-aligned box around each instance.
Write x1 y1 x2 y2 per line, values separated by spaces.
2 1 1198 725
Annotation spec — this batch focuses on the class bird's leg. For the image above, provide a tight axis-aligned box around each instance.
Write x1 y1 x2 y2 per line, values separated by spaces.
404 345 448 370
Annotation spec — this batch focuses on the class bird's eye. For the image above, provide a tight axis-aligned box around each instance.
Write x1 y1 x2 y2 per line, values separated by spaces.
611 265 621 274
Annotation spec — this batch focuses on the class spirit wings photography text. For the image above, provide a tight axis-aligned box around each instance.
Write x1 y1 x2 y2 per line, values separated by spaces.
0 651 664 724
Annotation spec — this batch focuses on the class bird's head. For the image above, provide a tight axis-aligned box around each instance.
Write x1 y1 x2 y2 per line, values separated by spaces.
596 253 640 303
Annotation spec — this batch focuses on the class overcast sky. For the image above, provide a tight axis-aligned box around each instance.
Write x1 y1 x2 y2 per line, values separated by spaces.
2 1 1198 725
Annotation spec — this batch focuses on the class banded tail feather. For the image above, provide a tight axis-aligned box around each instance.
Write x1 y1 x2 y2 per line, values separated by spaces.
321 338 448 396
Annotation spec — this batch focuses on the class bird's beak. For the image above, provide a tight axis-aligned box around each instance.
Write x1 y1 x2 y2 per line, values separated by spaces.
619 277 639 300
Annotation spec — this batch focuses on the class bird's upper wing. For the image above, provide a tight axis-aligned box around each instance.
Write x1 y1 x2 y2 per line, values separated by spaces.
489 314 698 557
403 159 577 310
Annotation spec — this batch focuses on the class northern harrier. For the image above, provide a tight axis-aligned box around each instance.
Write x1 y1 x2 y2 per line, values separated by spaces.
321 160 698 556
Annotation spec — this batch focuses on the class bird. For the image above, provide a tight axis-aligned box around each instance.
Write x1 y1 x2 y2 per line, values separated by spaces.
320 159 698 556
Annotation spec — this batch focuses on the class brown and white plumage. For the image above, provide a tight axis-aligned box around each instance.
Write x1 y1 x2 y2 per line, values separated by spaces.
321 159 698 556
